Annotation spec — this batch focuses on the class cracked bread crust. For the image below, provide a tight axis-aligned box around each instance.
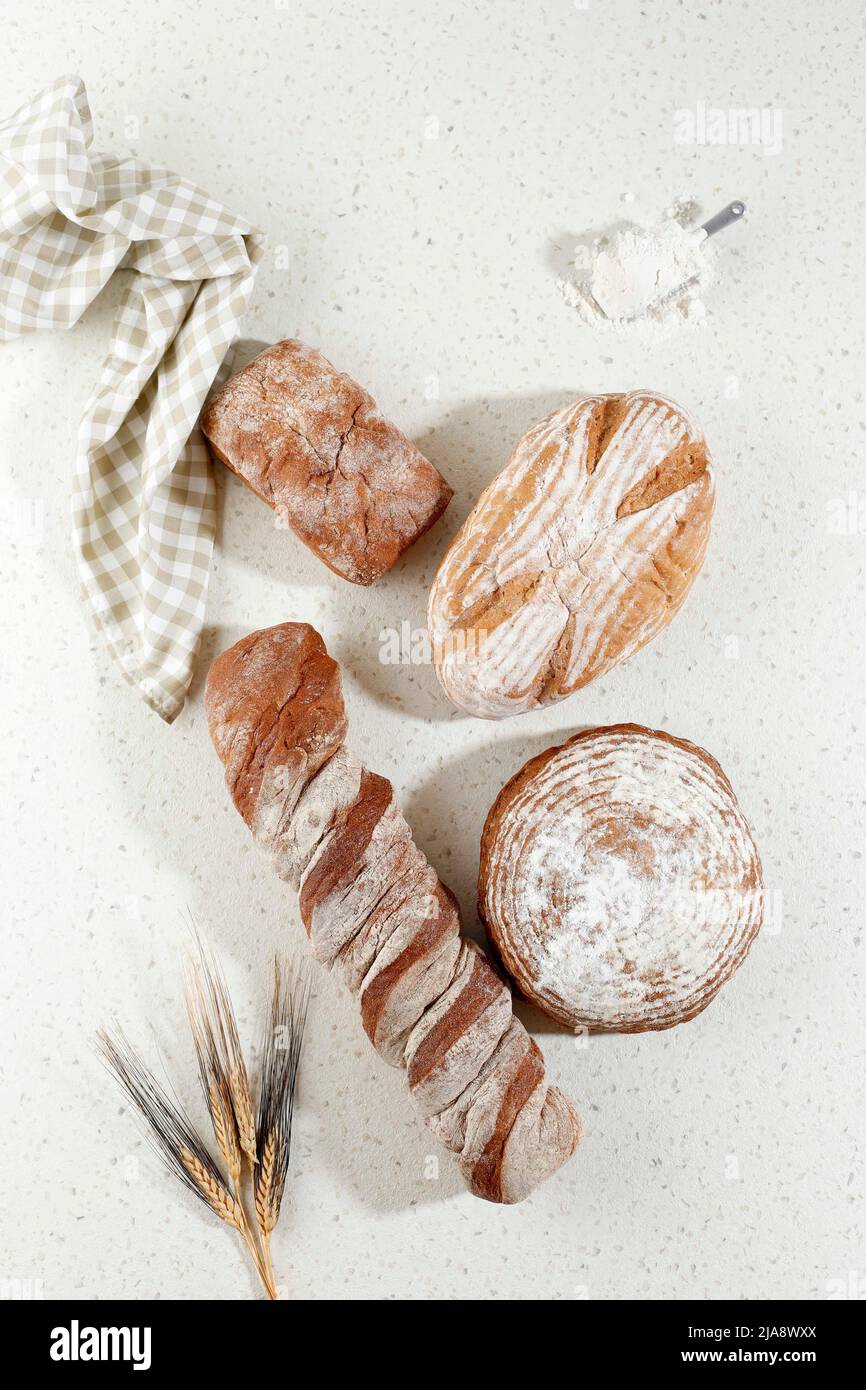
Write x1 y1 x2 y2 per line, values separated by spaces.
427 390 715 718
205 622 582 1203
201 340 453 585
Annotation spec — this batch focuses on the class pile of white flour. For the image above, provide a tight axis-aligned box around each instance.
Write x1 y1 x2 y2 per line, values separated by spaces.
560 199 714 333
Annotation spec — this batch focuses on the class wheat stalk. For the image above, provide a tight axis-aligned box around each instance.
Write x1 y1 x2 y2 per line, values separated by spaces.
97 1023 276 1296
254 958 310 1289
183 934 279 1297
98 943 308 1300
184 932 258 1169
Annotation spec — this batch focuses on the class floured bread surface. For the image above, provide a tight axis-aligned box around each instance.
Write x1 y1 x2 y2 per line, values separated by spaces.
201 340 453 585
428 391 714 718
206 622 581 1202
478 724 763 1033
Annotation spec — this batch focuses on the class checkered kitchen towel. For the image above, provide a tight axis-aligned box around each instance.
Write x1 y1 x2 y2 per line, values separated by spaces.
0 75 262 721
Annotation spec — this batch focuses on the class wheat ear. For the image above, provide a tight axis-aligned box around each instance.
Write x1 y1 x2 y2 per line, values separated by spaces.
185 931 258 1167
180 1148 244 1228
254 957 310 1290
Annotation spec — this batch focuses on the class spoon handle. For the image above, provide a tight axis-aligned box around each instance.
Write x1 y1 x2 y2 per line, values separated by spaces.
701 200 746 239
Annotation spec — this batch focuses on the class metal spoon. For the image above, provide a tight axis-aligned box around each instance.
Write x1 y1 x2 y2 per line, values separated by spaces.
700 199 747 239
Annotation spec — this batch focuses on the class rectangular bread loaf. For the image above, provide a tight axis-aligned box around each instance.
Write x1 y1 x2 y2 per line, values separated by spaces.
201 340 452 584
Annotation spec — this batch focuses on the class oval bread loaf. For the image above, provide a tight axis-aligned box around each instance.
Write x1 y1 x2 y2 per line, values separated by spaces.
428 391 715 718
478 724 763 1033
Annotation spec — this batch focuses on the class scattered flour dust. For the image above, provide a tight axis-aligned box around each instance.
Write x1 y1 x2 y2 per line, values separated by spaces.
560 197 715 336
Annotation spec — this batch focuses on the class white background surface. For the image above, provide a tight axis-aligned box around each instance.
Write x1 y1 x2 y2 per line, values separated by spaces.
1 0 864 1301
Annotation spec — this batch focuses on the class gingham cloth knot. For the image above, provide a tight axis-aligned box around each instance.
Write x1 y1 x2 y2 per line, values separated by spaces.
0 75 262 721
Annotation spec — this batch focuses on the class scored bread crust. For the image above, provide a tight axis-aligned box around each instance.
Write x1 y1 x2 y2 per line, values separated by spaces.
428 391 715 718
478 724 763 1033
205 622 581 1203
201 340 453 585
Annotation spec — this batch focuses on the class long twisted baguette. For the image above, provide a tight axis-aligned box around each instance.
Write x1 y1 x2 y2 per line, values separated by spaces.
205 622 582 1203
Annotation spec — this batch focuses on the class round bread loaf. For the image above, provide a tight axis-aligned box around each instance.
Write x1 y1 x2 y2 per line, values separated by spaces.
478 724 763 1033
428 391 714 718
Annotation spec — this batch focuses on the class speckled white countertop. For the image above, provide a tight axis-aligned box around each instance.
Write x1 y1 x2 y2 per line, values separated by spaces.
1 0 864 1302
